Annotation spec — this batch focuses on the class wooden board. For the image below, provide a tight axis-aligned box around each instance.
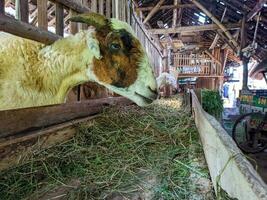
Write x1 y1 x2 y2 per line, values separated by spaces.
0 97 132 138
0 115 97 171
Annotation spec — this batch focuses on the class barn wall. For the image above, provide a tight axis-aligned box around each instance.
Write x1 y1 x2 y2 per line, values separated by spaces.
191 90 267 200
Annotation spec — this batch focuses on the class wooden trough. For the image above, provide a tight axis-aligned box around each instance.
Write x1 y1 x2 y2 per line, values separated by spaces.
190 90 267 200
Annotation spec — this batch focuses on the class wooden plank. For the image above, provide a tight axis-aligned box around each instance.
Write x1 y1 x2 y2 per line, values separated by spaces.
247 0 267 21
55 3 64 36
137 3 196 11
0 97 132 138
0 0 4 14
149 23 240 34
91 0 97 12
106 0 111 18
0 115 98 171
37 0 47 30
172 0 178 28
0 14 62 44
99 0 104 15
69 9 78 34
16 0 29 22
143 0 164 24
52 0 90 13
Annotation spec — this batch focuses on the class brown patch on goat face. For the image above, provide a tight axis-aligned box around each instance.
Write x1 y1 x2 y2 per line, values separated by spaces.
92 29 142 88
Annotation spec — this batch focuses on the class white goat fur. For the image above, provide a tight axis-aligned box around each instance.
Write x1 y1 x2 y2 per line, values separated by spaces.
156 72 177 89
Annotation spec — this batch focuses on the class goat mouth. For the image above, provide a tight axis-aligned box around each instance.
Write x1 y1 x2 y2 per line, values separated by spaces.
135 92 154 104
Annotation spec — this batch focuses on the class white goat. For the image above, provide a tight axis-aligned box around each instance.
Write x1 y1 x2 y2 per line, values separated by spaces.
0 13 158 110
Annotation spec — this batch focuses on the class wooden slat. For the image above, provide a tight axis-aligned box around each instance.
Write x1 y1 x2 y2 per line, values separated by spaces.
52 0 90 13
69 9 78 34
37 0 47 30
55 3 64 36
99 0 104 15
0 0 4 14
149 23 240 34
106 0 111 17
0 97 132 138
16 0 29 22
0 14 61 44
91 0 97 12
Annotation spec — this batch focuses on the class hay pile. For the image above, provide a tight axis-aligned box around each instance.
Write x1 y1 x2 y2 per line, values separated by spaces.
0 97 214 200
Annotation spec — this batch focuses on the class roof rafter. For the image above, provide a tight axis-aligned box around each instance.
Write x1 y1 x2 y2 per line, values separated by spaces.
143 0 165 24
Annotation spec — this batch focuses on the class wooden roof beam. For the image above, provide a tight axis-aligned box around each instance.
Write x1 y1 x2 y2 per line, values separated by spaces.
172 0 178 28
143 0 165 24
247 0 267 21
148 23 240 34
191 0 239 51
137 3 196 11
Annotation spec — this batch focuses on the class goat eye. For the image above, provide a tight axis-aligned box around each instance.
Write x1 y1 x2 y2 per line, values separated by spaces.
109 43 121 51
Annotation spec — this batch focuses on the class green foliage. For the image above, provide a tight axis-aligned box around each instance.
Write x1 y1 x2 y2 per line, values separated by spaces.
201 89 223 117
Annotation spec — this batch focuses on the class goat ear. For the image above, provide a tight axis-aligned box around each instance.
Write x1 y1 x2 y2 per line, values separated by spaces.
69 13 111 33
86 33 102 59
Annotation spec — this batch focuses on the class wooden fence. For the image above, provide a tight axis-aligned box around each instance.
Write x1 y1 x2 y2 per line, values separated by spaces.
173 53 222 78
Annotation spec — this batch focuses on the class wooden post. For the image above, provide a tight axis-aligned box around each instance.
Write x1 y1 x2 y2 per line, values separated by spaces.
55 3 64 36
106 0 111 18
16 0 29 23
99 0 104 15
240 16 249 91
37 0 47 30
91 0 97 12
0 0 4 14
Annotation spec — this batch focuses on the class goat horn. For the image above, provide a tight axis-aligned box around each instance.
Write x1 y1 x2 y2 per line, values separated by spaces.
68 13 110 31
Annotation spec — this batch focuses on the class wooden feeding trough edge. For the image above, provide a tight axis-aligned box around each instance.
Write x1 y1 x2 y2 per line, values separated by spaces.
0 97 133 171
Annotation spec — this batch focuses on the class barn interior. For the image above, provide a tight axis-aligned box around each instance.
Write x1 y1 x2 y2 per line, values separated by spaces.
0 0 267 199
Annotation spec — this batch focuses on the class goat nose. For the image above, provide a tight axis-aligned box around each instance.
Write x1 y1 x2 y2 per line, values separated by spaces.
148 86 159 99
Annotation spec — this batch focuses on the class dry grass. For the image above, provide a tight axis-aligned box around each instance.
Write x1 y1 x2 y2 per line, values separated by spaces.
0 96 215 200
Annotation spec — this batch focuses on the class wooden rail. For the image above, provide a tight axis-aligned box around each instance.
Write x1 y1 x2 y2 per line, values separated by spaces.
173 53 222 78
0 97 131 139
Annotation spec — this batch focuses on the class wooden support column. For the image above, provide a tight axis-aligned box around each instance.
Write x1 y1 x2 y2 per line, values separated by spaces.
15 0 29 22
240 16 249 91
37 0 47 30
55 3 64 36
0 0 4 14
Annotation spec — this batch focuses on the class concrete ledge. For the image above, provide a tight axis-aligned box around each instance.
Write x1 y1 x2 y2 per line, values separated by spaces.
191 90 267 200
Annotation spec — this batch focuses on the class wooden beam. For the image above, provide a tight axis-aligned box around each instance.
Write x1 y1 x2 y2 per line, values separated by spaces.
247 0 267 21
52 0 90 13
137 3 196 11
209 7 227 50
143 0 165 24
191 0 239 50
0 115 98 171
0 97 132 138
37 0 47 30
172 0 178 28
149 23 240 34
0 14 61 44
55 3 64 36
204 50 222 66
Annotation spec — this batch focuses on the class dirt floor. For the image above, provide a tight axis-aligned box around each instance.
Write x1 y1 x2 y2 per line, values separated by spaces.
0 97 215 200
